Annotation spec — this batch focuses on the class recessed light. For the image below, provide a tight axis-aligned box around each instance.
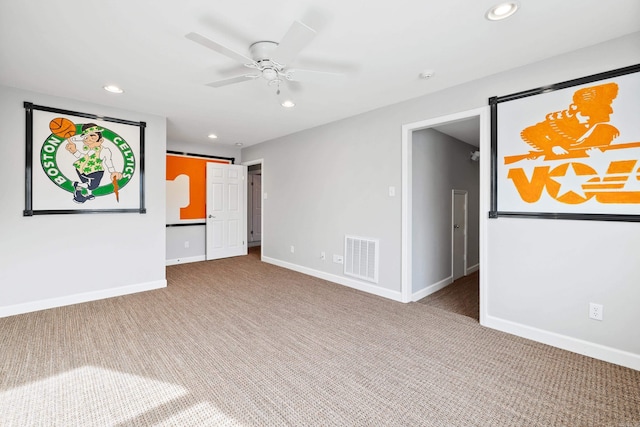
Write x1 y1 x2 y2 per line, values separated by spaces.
486 2 519 20
208 134 218 139
103 85 124 94
281 100 295 108
235 143 243 147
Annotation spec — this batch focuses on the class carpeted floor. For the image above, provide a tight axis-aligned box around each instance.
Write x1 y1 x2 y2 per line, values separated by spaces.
417 271 480 320
1 251 639 426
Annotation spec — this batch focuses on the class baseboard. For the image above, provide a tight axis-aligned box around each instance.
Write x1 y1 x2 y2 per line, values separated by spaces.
166 255 206 266
262 256 403 302
466 263 479 274
411 276 453 302
0 280 167 318
483 314 640 371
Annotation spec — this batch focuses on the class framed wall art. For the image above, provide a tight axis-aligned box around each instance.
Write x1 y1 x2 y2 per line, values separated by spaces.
489 63 640 221
166 151 234 226
24 102 146 215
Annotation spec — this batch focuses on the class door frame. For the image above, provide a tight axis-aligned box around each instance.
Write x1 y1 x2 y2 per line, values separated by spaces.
451 189 468 281
242 158 264 258
401 106 489 325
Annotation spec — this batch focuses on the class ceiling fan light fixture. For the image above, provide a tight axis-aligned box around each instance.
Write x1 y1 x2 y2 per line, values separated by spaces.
281 100 295 108
262 68 278 81
486 2 519 20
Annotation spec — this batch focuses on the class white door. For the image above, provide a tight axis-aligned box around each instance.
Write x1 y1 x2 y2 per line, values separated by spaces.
206 163 247 260
251 174 262 242
452 190 467 280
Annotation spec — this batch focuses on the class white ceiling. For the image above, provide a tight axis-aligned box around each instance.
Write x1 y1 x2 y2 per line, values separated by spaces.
1 1 639 149
432 119 480 147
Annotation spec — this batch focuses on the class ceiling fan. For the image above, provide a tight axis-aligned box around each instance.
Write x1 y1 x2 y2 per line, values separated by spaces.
185 20 344 89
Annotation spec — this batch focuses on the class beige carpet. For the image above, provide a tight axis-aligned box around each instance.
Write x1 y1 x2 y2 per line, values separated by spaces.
417 271 480 320
1 250 639 426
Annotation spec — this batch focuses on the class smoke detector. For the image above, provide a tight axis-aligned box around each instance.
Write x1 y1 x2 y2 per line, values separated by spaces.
419 70 435 80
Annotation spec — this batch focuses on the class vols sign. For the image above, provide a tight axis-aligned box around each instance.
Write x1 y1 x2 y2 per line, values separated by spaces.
492 65 640 219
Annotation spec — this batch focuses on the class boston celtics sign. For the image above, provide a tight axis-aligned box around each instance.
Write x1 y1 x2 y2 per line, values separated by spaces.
24 102 145 215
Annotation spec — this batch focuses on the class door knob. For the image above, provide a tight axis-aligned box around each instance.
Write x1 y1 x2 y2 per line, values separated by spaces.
453 224 460 229
208 215 216 218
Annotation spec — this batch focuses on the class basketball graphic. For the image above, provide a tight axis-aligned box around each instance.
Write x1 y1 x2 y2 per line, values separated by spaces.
49 117 76 139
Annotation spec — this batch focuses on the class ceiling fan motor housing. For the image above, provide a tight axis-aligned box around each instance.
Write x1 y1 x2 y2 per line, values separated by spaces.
248 41 284 80
249 41 279 61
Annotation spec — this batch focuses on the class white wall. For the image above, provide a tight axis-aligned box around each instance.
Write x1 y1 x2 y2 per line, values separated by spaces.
165 140 241 265
242 32 640 369
0 85 167 316
412 128 479 296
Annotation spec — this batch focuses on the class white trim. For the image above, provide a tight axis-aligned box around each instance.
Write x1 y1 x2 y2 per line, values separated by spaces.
477 107 491 327
0 280 167 318
401 107 488 305
466 263 479 274
401 126 412 303
242 158 264 167
166 255 206 266
411 275 453 302
484 314 640 371
262 256 403 302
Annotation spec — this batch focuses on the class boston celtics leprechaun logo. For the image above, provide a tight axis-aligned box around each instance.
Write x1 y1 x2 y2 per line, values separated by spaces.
42 117 136 204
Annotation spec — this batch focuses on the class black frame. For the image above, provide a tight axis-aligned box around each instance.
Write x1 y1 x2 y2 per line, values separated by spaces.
489 63 640 222
24 102 146 216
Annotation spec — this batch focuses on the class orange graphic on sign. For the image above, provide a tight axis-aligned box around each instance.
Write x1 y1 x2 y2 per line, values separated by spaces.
505 82 640 204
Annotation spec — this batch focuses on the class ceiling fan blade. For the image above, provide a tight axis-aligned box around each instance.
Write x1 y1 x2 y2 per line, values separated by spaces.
286 69 344 83
186 32 254 65
271 21 316 66
206 74 260 88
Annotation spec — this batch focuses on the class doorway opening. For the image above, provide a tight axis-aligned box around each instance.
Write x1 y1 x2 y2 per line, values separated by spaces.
243 159 264 260
247 164 262 247
401 107 489 324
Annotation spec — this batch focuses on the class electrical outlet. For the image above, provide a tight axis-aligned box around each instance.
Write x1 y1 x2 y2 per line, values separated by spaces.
333 254 344 264
184 241 190 249
320 252 326 260
589 303 603 321
290 245 295 253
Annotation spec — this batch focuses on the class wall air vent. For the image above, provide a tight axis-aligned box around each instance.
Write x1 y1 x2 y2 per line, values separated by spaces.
344 235 379 283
